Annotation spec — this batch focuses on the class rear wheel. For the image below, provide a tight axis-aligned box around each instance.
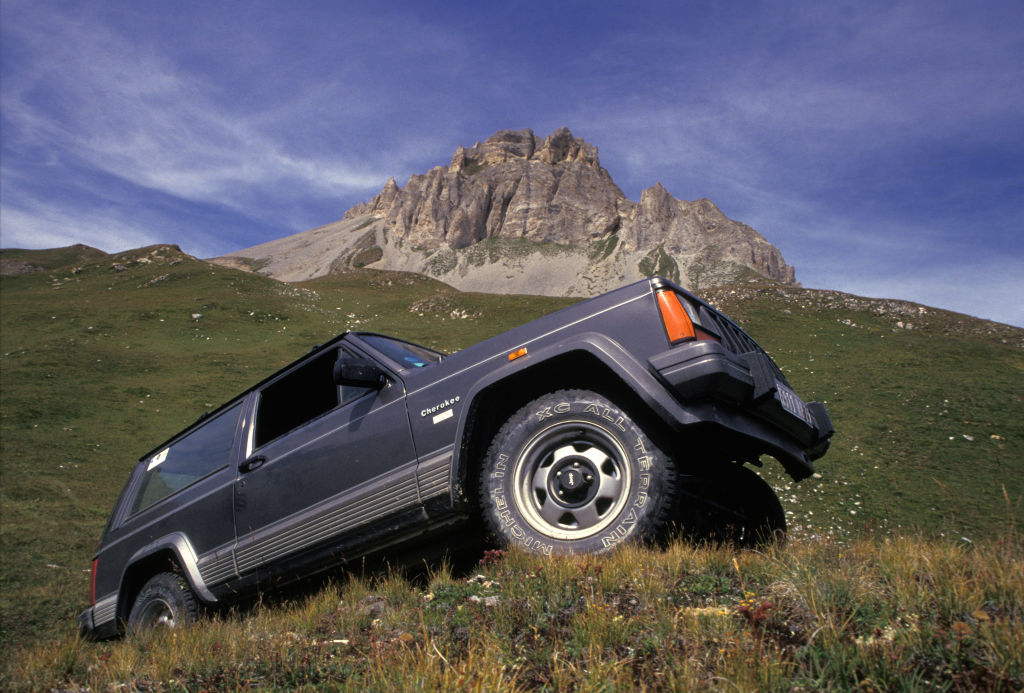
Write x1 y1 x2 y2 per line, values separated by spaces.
127 572 198 633
678 465 785 546
480 390 677 554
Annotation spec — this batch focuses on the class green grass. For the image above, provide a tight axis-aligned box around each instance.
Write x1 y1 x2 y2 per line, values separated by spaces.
1 247 1023 686
3 536 1021 691
700 283 1024 541
0 244 108 273
462 237 576 267
0 248 574 650
589 234 619 261
637 245 681 284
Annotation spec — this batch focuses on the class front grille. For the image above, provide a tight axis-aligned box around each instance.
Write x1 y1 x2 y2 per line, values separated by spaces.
699 305 789 386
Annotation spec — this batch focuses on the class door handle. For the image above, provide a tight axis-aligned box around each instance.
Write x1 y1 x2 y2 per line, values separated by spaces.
239 455 267 473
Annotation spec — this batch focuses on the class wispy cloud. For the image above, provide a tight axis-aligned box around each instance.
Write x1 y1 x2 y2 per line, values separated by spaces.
0 202 162 255
1 2 505 248
2 10 383 214
557 2 1023 327
2 1 1021 325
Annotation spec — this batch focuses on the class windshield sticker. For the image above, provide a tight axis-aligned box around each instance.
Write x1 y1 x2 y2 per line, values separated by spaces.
147 448 170 471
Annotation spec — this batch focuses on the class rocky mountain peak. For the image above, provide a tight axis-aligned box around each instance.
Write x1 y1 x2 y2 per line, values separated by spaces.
222 127 797 295
448 127 601 173
539 126 600 166
346 127 623 250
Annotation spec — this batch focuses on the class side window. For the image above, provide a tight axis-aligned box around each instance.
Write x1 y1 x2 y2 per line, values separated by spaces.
130 403 242 515
254 349 340 448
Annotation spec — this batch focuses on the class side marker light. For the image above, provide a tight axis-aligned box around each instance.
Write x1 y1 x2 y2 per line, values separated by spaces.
508 347 528 361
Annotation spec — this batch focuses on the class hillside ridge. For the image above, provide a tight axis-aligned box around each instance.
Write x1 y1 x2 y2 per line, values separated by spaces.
2 247 1022 654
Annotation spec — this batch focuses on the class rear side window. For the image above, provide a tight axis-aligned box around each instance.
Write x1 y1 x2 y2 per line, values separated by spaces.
130 403 242 515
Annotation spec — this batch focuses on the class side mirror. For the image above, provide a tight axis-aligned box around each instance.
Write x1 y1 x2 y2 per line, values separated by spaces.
333 357 385 389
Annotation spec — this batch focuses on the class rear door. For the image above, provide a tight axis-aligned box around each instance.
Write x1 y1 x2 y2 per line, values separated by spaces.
98 402 244 602
231 345 419 577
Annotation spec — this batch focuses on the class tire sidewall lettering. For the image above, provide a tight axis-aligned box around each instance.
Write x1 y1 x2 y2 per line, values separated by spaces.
484 390 672 554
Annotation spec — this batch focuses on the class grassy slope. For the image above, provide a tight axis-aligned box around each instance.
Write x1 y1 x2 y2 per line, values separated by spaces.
699 284 1024 542
5 539 1023 691
0 247 574 649
0 245 108 273
1 248 1022 677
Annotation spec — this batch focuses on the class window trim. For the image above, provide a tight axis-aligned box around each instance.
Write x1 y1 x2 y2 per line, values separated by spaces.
248 347 380 454
250 348 341 450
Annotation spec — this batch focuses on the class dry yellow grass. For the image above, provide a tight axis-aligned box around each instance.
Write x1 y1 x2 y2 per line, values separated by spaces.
3 533 1021 691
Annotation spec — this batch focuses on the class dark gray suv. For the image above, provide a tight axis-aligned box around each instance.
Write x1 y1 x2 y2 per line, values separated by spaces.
78 277 832 638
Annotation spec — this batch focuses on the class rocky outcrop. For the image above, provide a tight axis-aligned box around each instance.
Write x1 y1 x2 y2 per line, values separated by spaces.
345 128 624 250
217 127 798 295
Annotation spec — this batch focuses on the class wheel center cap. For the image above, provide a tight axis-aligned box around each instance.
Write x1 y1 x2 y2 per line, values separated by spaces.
554 459 595 496
560 468 585 491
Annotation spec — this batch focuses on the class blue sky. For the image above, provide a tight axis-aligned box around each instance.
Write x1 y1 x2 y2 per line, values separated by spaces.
2 1 1022 326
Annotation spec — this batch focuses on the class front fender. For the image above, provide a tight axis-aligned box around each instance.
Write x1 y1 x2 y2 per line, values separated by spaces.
450 331 700 476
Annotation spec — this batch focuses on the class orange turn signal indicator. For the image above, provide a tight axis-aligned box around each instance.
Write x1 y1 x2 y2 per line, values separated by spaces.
656 290 696 343
508 347 528 361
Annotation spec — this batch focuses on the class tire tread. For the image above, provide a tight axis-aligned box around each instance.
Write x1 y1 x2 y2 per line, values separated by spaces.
479 389 677 553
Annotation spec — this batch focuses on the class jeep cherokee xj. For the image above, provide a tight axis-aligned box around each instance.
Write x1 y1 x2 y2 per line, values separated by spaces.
78 277 832 637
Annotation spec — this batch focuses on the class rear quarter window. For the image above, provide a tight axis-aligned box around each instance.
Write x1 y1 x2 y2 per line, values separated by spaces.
129 403 242 515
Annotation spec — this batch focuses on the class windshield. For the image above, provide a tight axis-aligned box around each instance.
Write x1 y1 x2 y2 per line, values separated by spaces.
359 334 445 369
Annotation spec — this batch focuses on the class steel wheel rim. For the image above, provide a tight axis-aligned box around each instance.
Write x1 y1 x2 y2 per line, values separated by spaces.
512 420 632 541
137 598 176 629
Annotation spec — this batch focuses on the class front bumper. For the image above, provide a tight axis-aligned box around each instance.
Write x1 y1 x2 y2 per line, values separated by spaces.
649 341 833 468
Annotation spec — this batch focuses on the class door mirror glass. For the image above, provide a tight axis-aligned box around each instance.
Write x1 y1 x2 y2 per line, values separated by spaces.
333 356 384 389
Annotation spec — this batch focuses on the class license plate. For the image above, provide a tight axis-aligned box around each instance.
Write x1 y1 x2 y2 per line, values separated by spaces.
775 383 812 424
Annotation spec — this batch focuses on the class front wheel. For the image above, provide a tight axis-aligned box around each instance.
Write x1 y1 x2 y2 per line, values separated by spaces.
480 390 677 554
127 572 198 633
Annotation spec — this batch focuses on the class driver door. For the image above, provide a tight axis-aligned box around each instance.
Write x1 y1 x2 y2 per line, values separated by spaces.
231 345 418 577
